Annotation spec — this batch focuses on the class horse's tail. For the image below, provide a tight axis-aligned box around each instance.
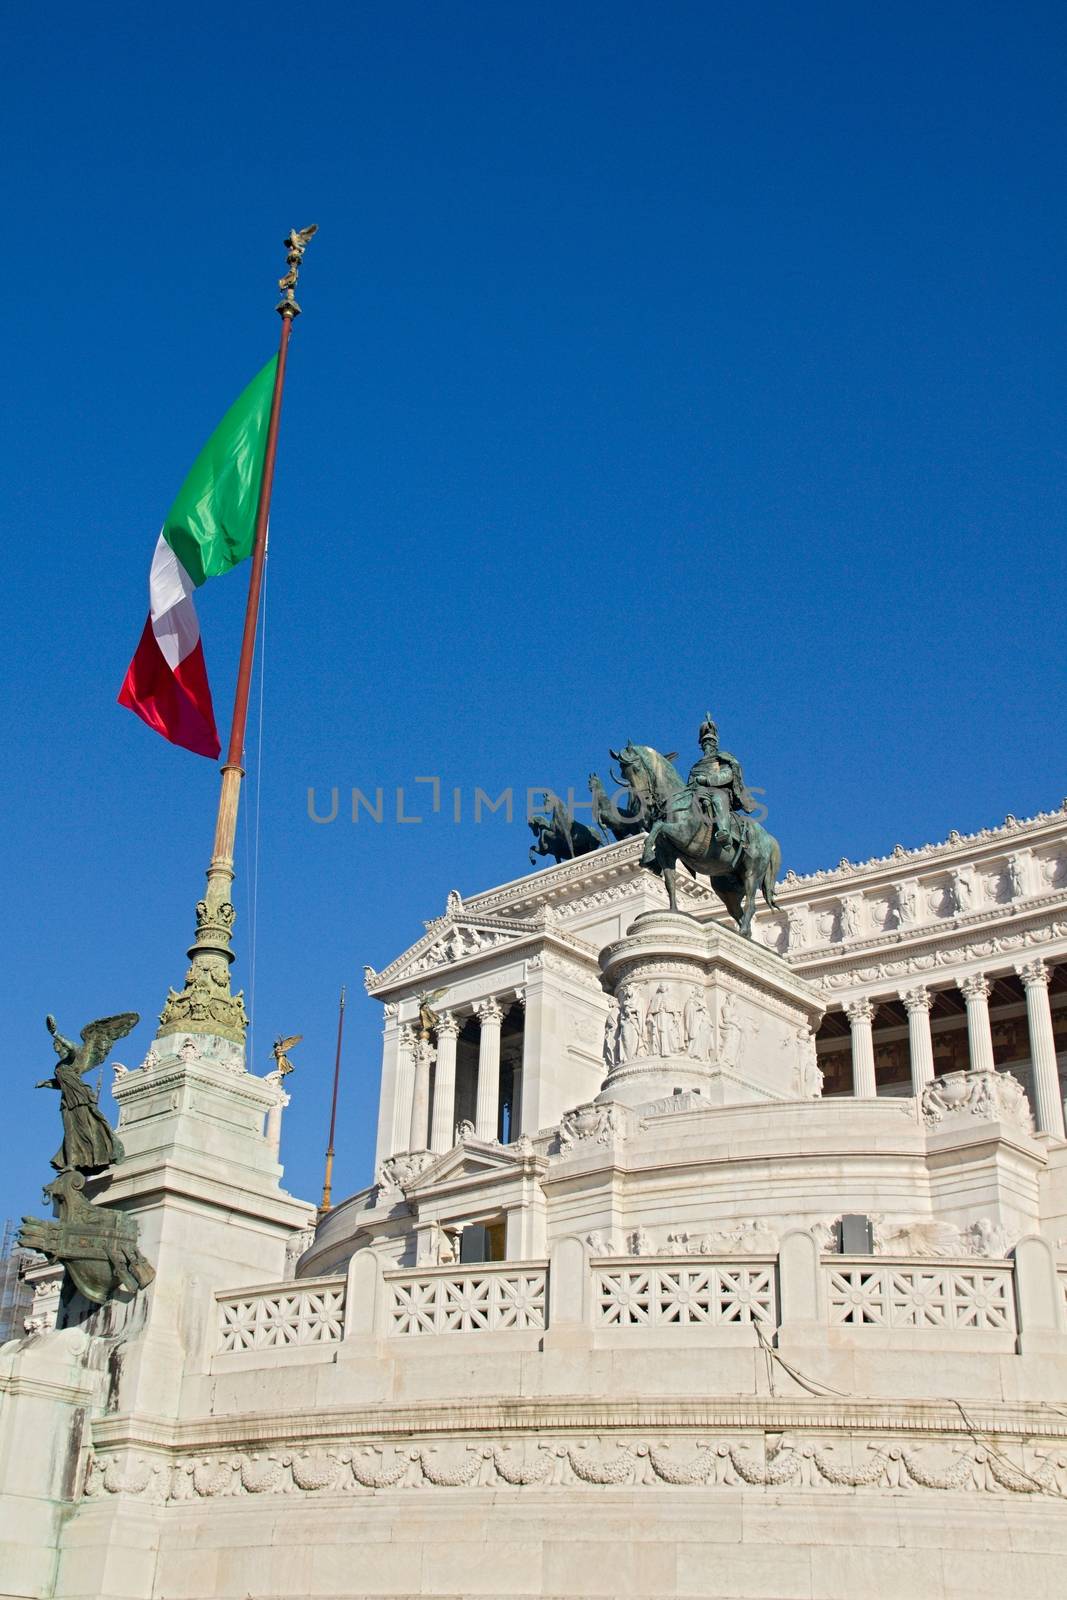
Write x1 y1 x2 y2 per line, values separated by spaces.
762 835 782 910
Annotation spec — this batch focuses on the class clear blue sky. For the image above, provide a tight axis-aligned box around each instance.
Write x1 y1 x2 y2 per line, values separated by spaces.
3 2 1065 1226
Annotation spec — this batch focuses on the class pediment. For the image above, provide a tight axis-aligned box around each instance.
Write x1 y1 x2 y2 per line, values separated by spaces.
364 891 597 995
404 1137 538 1192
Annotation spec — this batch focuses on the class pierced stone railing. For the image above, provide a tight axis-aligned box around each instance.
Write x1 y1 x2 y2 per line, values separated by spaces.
216 1277 346 1353
826 1258 1015 1332
212 1243 1056 1359
385 1262 547 1336
593 1258 777 1328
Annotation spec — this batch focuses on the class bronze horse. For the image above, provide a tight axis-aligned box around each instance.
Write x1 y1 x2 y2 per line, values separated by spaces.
613 743 781 935
529 797 603 866
588 771 647 840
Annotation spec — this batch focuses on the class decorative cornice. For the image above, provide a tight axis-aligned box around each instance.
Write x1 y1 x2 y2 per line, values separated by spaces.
464 837 719 919
798 906 1067 995
90 1393 1067 1454
774 800 1067 894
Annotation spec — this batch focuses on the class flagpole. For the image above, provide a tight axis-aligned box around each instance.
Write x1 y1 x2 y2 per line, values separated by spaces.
320 985 346 1215
158 226 317 1049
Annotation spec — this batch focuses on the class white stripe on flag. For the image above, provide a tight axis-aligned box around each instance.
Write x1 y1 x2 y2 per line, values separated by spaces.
148 532 200 670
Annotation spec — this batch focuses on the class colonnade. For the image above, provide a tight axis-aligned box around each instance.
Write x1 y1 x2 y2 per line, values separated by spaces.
399 996 522 1156
842 960 1064 1139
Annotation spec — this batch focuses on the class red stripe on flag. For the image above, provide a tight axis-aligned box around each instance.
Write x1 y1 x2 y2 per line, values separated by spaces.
118 615 221 759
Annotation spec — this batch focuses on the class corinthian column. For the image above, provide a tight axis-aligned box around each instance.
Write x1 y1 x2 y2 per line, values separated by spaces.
959 974 995 1076
429 1012 460 1153
845 998 877 1098
392 1025 416 1156
408 1036 435 1154
475 998 504 1141
1016 961 1065 1140
900 986 935 1092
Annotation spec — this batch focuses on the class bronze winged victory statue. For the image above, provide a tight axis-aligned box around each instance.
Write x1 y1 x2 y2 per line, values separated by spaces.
37 1012 138 1173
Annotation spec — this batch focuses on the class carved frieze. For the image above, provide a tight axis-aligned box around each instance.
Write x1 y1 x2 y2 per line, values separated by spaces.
920 1069 1034 1132
374 1150 436 1198
557 1102 628 1151
870 1216 1014 1258
82 1429 1067 1500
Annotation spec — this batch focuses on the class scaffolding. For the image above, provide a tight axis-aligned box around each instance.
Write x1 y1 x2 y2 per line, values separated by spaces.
0 1219 34 1341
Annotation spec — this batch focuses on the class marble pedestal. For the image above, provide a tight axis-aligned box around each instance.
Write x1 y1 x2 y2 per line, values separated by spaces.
596 910 825 1108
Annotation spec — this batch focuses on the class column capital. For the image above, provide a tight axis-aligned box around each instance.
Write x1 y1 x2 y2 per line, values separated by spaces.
435 1009 461 1039
845 997 875 1026
475 997 505 1025
959 973 990 1003
1015 959 1050 991
899 985 932 1014
398 1023 417 1048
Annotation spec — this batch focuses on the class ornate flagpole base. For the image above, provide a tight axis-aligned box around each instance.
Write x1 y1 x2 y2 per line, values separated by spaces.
157 766 249 1047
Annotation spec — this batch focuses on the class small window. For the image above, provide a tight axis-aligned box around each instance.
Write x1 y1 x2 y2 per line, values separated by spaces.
458 1218 507 1263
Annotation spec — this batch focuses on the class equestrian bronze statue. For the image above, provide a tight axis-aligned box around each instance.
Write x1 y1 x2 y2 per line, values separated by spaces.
610 714 782 936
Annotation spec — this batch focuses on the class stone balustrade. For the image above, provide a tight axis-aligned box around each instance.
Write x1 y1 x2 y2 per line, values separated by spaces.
826 1258 1015 1331
213 1236 1067 1357
592 1258 776 1328
216 1277 346 1353
385 1261 547 1335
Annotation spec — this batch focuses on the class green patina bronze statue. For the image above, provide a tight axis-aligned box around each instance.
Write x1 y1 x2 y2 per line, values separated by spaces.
20 1009 156 1312
610 715 782 936
685 713 756 847
588 771 646 840
19 1169 155 1306
528 796 603 866
36 1013 138 1173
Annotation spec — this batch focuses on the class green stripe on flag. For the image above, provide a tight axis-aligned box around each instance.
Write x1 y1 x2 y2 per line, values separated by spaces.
162 355 277 586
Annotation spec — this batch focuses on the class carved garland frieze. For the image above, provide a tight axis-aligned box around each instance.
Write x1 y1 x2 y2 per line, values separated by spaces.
83 1432 1067 1501
817 915 1067 993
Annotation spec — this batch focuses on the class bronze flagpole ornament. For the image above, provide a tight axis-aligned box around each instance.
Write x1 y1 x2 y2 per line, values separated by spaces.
158 227 318 1046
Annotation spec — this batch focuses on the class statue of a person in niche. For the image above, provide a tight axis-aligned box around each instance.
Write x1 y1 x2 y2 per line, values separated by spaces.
616 985 644 1064
646 985 679 1057
603 997 619 1070
37 1013 139 1173
683 988 715 1060
718 995 745 1070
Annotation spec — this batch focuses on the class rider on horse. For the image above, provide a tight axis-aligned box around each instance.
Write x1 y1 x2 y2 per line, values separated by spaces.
686 713 755 850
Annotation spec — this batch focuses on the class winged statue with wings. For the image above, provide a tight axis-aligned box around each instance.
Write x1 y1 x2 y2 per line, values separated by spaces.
416 988 449 1039
270 1034 303 1077
36 1012 139 1173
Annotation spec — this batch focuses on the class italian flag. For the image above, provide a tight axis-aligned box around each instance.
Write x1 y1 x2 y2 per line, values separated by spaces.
118 356 277 758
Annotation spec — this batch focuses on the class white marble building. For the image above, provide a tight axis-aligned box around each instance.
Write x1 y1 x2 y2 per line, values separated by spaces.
3 801 1067 1600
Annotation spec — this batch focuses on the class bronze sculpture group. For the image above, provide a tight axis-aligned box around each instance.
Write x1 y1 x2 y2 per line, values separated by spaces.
19 1012 155 1309
533 712 782 938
